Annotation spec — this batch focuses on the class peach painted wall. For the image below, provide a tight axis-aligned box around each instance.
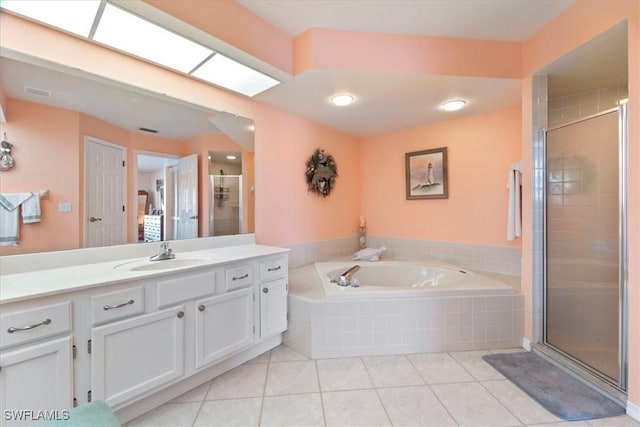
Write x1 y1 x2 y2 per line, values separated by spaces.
361 106 521 248
521 0 639 405
0 98 80 255
294 28 522 78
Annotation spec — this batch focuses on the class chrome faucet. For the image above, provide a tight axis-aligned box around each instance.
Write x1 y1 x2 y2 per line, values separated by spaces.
331 265 361 287
150 242 175 261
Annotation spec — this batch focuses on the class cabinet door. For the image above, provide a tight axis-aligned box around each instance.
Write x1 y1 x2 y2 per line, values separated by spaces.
0 336 73 423
195 288 254 369
91 306 185 407
260 278 288 339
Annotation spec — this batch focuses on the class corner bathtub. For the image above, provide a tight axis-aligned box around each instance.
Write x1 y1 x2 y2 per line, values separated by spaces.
315 260 514 300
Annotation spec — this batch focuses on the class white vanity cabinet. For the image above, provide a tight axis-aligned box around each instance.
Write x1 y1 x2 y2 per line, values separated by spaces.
0 301 74 423
0 243 289 424
90 305 186 408
259 256 288 339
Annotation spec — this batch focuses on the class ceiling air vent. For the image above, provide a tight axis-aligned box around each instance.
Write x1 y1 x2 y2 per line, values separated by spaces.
139 127 158 134
24 85 52 98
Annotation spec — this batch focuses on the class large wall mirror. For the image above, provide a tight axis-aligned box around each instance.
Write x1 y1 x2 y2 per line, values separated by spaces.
0 54 255 255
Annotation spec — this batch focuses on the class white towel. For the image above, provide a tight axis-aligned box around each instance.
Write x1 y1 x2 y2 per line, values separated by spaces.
0 193 34 246
22 192 41 224
507 162 522 241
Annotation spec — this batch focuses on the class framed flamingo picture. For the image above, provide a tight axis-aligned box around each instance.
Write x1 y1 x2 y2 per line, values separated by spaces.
405 147 448 200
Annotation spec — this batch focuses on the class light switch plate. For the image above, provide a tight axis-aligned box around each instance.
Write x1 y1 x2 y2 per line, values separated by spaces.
58 202 72 213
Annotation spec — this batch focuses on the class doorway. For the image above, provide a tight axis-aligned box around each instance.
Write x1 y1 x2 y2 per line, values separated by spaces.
84 136 126 248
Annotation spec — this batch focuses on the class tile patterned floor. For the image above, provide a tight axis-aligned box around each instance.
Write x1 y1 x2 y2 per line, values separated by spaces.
127 345 640 427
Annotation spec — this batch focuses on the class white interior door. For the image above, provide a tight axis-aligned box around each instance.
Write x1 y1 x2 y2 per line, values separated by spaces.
85 137 126 248
177 154 198 239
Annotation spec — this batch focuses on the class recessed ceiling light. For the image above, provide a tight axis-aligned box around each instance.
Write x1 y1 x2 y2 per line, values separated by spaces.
226 155 237 160
331 94 354 107
441 99 467 112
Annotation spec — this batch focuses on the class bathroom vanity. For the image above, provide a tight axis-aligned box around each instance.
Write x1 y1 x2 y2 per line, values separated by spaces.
0 239 288 424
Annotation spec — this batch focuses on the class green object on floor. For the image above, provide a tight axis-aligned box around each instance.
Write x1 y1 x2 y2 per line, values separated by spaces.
31 401 120 426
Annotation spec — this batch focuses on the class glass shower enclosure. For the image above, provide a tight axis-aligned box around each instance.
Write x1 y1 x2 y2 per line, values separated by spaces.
544 105 628 389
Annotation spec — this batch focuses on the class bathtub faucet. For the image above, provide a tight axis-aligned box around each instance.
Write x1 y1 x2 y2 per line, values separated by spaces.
333 265 360 287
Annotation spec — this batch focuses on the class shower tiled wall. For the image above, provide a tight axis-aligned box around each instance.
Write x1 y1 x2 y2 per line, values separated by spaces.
531 74 548 343
548 84 628 128
287 235 521 276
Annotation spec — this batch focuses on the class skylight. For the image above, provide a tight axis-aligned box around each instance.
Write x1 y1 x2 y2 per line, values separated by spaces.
1 0 101 37
93 3 213 74
0 0 280 97
192 54 280 97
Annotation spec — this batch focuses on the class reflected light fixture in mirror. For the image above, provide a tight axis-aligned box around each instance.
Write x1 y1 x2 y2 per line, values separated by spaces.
440 99 467 111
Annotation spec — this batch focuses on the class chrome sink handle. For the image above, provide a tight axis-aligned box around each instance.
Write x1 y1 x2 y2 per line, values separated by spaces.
150 242 176 261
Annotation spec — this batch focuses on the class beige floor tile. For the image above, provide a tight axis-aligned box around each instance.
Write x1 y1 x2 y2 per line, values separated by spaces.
264 360 320 395
246 350 271 364
193 398 261 427
586 415 640 427
322 389 390 427
169 381 211 403
270 344 309 362
527 422 590 426
261 393 325 427
127 402 201 427
449 350 505 380
207 363 268 400
431 382 521 426
317 358 373 391
482 379 561 425
377 385 457 426
361 355 424 387
407 352 475 384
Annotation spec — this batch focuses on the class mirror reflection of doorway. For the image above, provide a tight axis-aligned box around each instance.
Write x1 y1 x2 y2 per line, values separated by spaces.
136 153 177 243
208 151 243 236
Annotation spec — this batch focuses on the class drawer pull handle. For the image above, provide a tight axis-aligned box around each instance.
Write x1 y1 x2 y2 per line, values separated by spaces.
267 266 281 272
7 318 51 333
198 305 206 312
103 299 134 311
232 273 249 281
262 288 269 293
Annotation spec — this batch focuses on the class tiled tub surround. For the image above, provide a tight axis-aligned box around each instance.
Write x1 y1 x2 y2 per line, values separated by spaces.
285 263 524 359
287 235 522 276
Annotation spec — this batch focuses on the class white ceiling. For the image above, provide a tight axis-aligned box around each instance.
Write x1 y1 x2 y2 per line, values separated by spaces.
242 0 576 136
238 0 574 41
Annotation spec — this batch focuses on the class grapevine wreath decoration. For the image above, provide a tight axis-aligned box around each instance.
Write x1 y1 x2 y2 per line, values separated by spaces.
305 148 338 197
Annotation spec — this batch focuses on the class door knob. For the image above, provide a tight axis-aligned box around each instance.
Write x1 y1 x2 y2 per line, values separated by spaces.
189 215 199 220
89 217 102 223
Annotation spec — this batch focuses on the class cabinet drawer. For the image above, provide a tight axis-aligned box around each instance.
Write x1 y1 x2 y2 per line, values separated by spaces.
91 286 144 325
0 301 72 350
260 256 287 282
157 269 216 308
225 264 254 291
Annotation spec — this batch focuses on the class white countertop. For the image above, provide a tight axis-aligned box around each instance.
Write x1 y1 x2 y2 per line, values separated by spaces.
0 244 288 305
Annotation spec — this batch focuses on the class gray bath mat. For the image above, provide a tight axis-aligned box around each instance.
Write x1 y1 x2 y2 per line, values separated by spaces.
482 352 625 421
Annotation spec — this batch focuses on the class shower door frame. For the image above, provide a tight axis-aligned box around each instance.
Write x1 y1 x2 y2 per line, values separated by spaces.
541 104 629 392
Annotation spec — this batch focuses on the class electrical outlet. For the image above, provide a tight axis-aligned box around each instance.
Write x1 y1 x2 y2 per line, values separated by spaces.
58 202 72 213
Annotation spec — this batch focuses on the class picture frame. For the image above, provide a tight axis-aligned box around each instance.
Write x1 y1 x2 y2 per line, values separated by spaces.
405 147 448 200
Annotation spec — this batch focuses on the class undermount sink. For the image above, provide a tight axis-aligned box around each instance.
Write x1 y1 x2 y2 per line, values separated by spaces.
114 256 215 272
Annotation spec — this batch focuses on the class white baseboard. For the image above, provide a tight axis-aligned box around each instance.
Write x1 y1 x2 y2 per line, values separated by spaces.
627 399 640 422
522 337 532 351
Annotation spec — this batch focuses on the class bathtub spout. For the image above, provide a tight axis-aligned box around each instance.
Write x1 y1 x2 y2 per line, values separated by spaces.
332 265 361 287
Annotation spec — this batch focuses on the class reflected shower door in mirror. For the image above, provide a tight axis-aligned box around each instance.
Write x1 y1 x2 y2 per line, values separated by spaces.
208 151 250 236
0 55 255 255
